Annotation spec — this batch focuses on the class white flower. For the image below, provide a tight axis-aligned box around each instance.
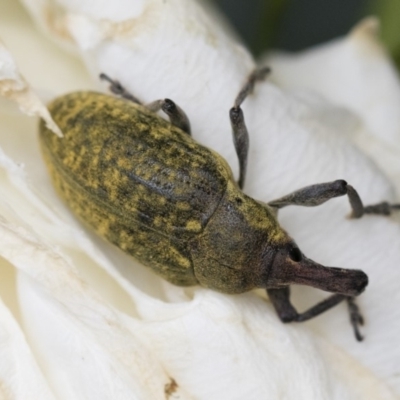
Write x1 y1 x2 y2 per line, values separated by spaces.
0 1 399 399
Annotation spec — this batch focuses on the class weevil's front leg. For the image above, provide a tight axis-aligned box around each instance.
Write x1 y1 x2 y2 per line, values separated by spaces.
268 179 400 218
268 179 368 218
147 99 191 135
230 67 271 189
100 73 142 104
363 202 400 216
267 287 364 341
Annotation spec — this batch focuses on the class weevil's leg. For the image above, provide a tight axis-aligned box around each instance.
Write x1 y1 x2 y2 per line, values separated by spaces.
230 67 271 189
347 297 365 341
100 74 192 134
234 67 271 109
363 201 400 216
100 73 142 104
267 287 364 341
268 179 367 218
229 107 248 190
146 99 191 135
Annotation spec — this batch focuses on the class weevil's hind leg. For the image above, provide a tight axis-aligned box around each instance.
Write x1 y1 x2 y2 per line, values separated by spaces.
100 73 192 135
100 73 142 104
267 287 365 341
268 179 400 218
230 67 271 189
147 99 191 135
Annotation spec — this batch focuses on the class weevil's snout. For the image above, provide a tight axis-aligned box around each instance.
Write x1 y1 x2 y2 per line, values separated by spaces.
292 262 369 296
268 244 368 296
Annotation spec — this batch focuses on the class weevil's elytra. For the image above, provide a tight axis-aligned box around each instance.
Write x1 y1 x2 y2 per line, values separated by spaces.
39 69 399 341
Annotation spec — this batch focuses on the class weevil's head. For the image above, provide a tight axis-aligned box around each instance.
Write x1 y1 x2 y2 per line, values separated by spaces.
266 241 368 296
190 178 368 296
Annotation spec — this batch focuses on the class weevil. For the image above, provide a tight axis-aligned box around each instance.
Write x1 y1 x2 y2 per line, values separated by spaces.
39 67 400 341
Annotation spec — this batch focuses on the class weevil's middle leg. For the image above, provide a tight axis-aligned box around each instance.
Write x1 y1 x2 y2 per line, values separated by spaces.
230 67 271 190
267 179 400 218
267 287 365 341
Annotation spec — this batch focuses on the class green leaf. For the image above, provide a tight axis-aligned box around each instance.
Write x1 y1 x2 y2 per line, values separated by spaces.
366 0 400 68
252 0 289 55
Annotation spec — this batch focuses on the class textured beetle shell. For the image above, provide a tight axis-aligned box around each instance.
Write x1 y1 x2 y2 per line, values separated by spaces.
39 92 234 286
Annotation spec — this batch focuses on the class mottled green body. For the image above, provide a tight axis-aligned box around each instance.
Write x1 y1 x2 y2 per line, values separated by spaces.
40 92 287 293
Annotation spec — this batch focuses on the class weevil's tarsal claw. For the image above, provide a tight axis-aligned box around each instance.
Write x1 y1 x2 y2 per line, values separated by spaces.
363 201 400 216
347 297 365 341
364 202 391 215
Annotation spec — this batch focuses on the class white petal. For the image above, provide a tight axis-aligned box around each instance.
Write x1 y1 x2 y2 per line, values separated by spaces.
4 0 400 398
0 296 55 399
134 289 397 399
264 17 400 192
244 82 400 393
266 18 400 145
0 40 62 136
0 217 194 400
20 0 255 178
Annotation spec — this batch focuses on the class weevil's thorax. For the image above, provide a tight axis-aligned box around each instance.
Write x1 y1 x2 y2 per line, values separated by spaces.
190 180 290 294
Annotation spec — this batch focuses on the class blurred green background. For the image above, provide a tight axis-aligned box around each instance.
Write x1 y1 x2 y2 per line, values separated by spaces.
215 0 400 67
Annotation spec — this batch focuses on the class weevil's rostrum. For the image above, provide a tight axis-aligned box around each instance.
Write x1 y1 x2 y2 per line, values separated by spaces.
40 69 396 340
